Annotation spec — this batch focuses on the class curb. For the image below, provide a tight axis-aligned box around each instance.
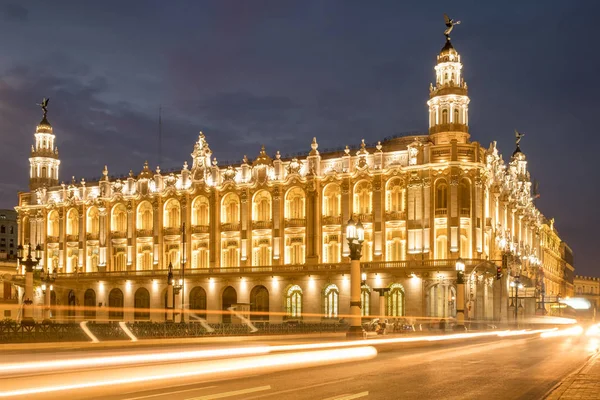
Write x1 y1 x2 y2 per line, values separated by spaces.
544 351 600 399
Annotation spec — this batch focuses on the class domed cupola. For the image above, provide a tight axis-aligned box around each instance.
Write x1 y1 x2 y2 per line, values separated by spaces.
29 98 60 190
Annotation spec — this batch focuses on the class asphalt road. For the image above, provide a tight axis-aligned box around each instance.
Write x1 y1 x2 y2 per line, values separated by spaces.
1 332 597 400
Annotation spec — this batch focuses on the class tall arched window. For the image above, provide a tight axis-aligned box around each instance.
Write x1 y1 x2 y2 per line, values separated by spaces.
460 180 470 215
111 204 127 232
252 190 271 222
84 289 96 319
361 284 370 317
86 207 99 235
285 187 305 219
435 182 448 211
222 286 237 324
250 285 269 321
163 199 181 228
322 184 341 217
192 196 210 226
353 181 372 215
285 285 302 318
66 209 79 236
108 288 124 320
221 193 240 224
442 109 448 124
134 288 150 320
41 166 47 178
47 210 59 237
323 284 339 319
386 283 405 317
189 286 207 320
454 108 460 124
386 179 404 213
136 201 153 231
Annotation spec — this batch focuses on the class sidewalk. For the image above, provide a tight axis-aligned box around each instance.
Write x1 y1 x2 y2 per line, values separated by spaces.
547 352 600 399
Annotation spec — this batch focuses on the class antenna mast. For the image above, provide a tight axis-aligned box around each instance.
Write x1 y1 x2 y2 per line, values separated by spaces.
158 105 162 166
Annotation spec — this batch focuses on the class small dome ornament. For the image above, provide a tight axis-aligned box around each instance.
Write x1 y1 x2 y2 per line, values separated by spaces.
252 145 272 166
138 161 153 180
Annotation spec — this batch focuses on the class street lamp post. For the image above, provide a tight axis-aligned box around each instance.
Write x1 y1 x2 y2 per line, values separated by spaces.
346 217 365 339
40 264 57 322
455 257 466 331
180 222 187 323
166 262 175 323
510 276 523 325
16 244 42 325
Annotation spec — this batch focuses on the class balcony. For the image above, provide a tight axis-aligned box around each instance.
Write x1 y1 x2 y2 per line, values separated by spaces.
46 235 59 243
385 211 406 221
435 208 448 217
285 218 306 228
111 230 127 239
191 225 210 234
252 220 272 230
66 234 79 243
357 214 373 223
460 208 470 217
136 229 154 238
86 232 99 241
221 222 240 232
322 215 342 226
163 227 180 236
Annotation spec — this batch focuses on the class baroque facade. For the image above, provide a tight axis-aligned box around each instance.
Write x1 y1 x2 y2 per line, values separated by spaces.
14 34 574 324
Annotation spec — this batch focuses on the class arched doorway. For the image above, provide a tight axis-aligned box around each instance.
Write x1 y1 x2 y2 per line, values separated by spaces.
222 286 237 323
189 286 207 320
67 290 77 320
108 288 124 320
134 288 150 320
250 285 269 321
84 289 96 319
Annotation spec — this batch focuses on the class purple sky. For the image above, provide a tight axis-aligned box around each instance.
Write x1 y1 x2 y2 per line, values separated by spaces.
0 1 597 275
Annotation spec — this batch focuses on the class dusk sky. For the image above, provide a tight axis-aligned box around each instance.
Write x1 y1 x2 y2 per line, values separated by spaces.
0 1 597 275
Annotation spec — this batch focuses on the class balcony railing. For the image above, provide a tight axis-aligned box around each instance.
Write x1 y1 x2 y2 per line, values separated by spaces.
136 229 154 238
221 222 240 232
86 232 99 241
285 218 306 228
460 208 470 217
65 234 79 243
46 235 59 243
435 208 447 217
163 227 180 236
322 215 342 226
191 225 210 234
252 220 273 230
385 211 406 221
111 231 127 239
53 258 490 279
357 213 373 223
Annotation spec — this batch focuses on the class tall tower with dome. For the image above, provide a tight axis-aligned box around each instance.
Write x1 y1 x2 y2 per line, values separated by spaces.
29 98 60 191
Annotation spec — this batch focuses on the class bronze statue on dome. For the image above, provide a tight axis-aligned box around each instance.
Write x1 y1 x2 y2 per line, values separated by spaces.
37 98 49 117
444 14 461 38
515 129 525 146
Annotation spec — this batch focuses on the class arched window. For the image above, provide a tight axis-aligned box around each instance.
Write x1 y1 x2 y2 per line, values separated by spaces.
353 181 372 215
454 108 460 124
250 285 269 321
285 235 305 265
84 289 96 319
192 196 210 226
252 190 271 222
460 180 470 214
222 286 237 324
221 240 239 268
442 109 448 124
47 210 59 237
285 187 305 219
361 284 370 317
66 209 79 236
323 284 339 318
435 182 448 211
386 179 404 213
41 166 47 178
387 283 405 317
86 207 99 235
111 204 127 232
189 286 207 320
108 288 124 320
221 193 240 224
137 246 153 271
163 198 181 228
134 288 150 320
322 184 341 217
136 201 153 231
22 216 30 244
285 285 302 318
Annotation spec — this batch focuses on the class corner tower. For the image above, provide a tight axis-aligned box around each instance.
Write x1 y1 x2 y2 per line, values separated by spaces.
29 98 60 190
427 18 470 145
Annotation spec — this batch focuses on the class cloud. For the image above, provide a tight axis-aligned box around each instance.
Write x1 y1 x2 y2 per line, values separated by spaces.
2 3 28 22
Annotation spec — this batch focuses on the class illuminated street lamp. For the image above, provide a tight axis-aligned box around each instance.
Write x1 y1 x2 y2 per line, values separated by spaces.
510 276 524 325
455 257 466 331
16 244 42 325
40 263 57 322
166 262 175 323
346 217 365 339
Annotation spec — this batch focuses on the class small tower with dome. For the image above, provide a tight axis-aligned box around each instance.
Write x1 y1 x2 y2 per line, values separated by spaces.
29 98 60 190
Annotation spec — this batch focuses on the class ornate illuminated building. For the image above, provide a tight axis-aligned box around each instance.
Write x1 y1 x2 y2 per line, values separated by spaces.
14 33 574 324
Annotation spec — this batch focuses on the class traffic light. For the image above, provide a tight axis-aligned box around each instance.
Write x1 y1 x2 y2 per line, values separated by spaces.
496 266 502 280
